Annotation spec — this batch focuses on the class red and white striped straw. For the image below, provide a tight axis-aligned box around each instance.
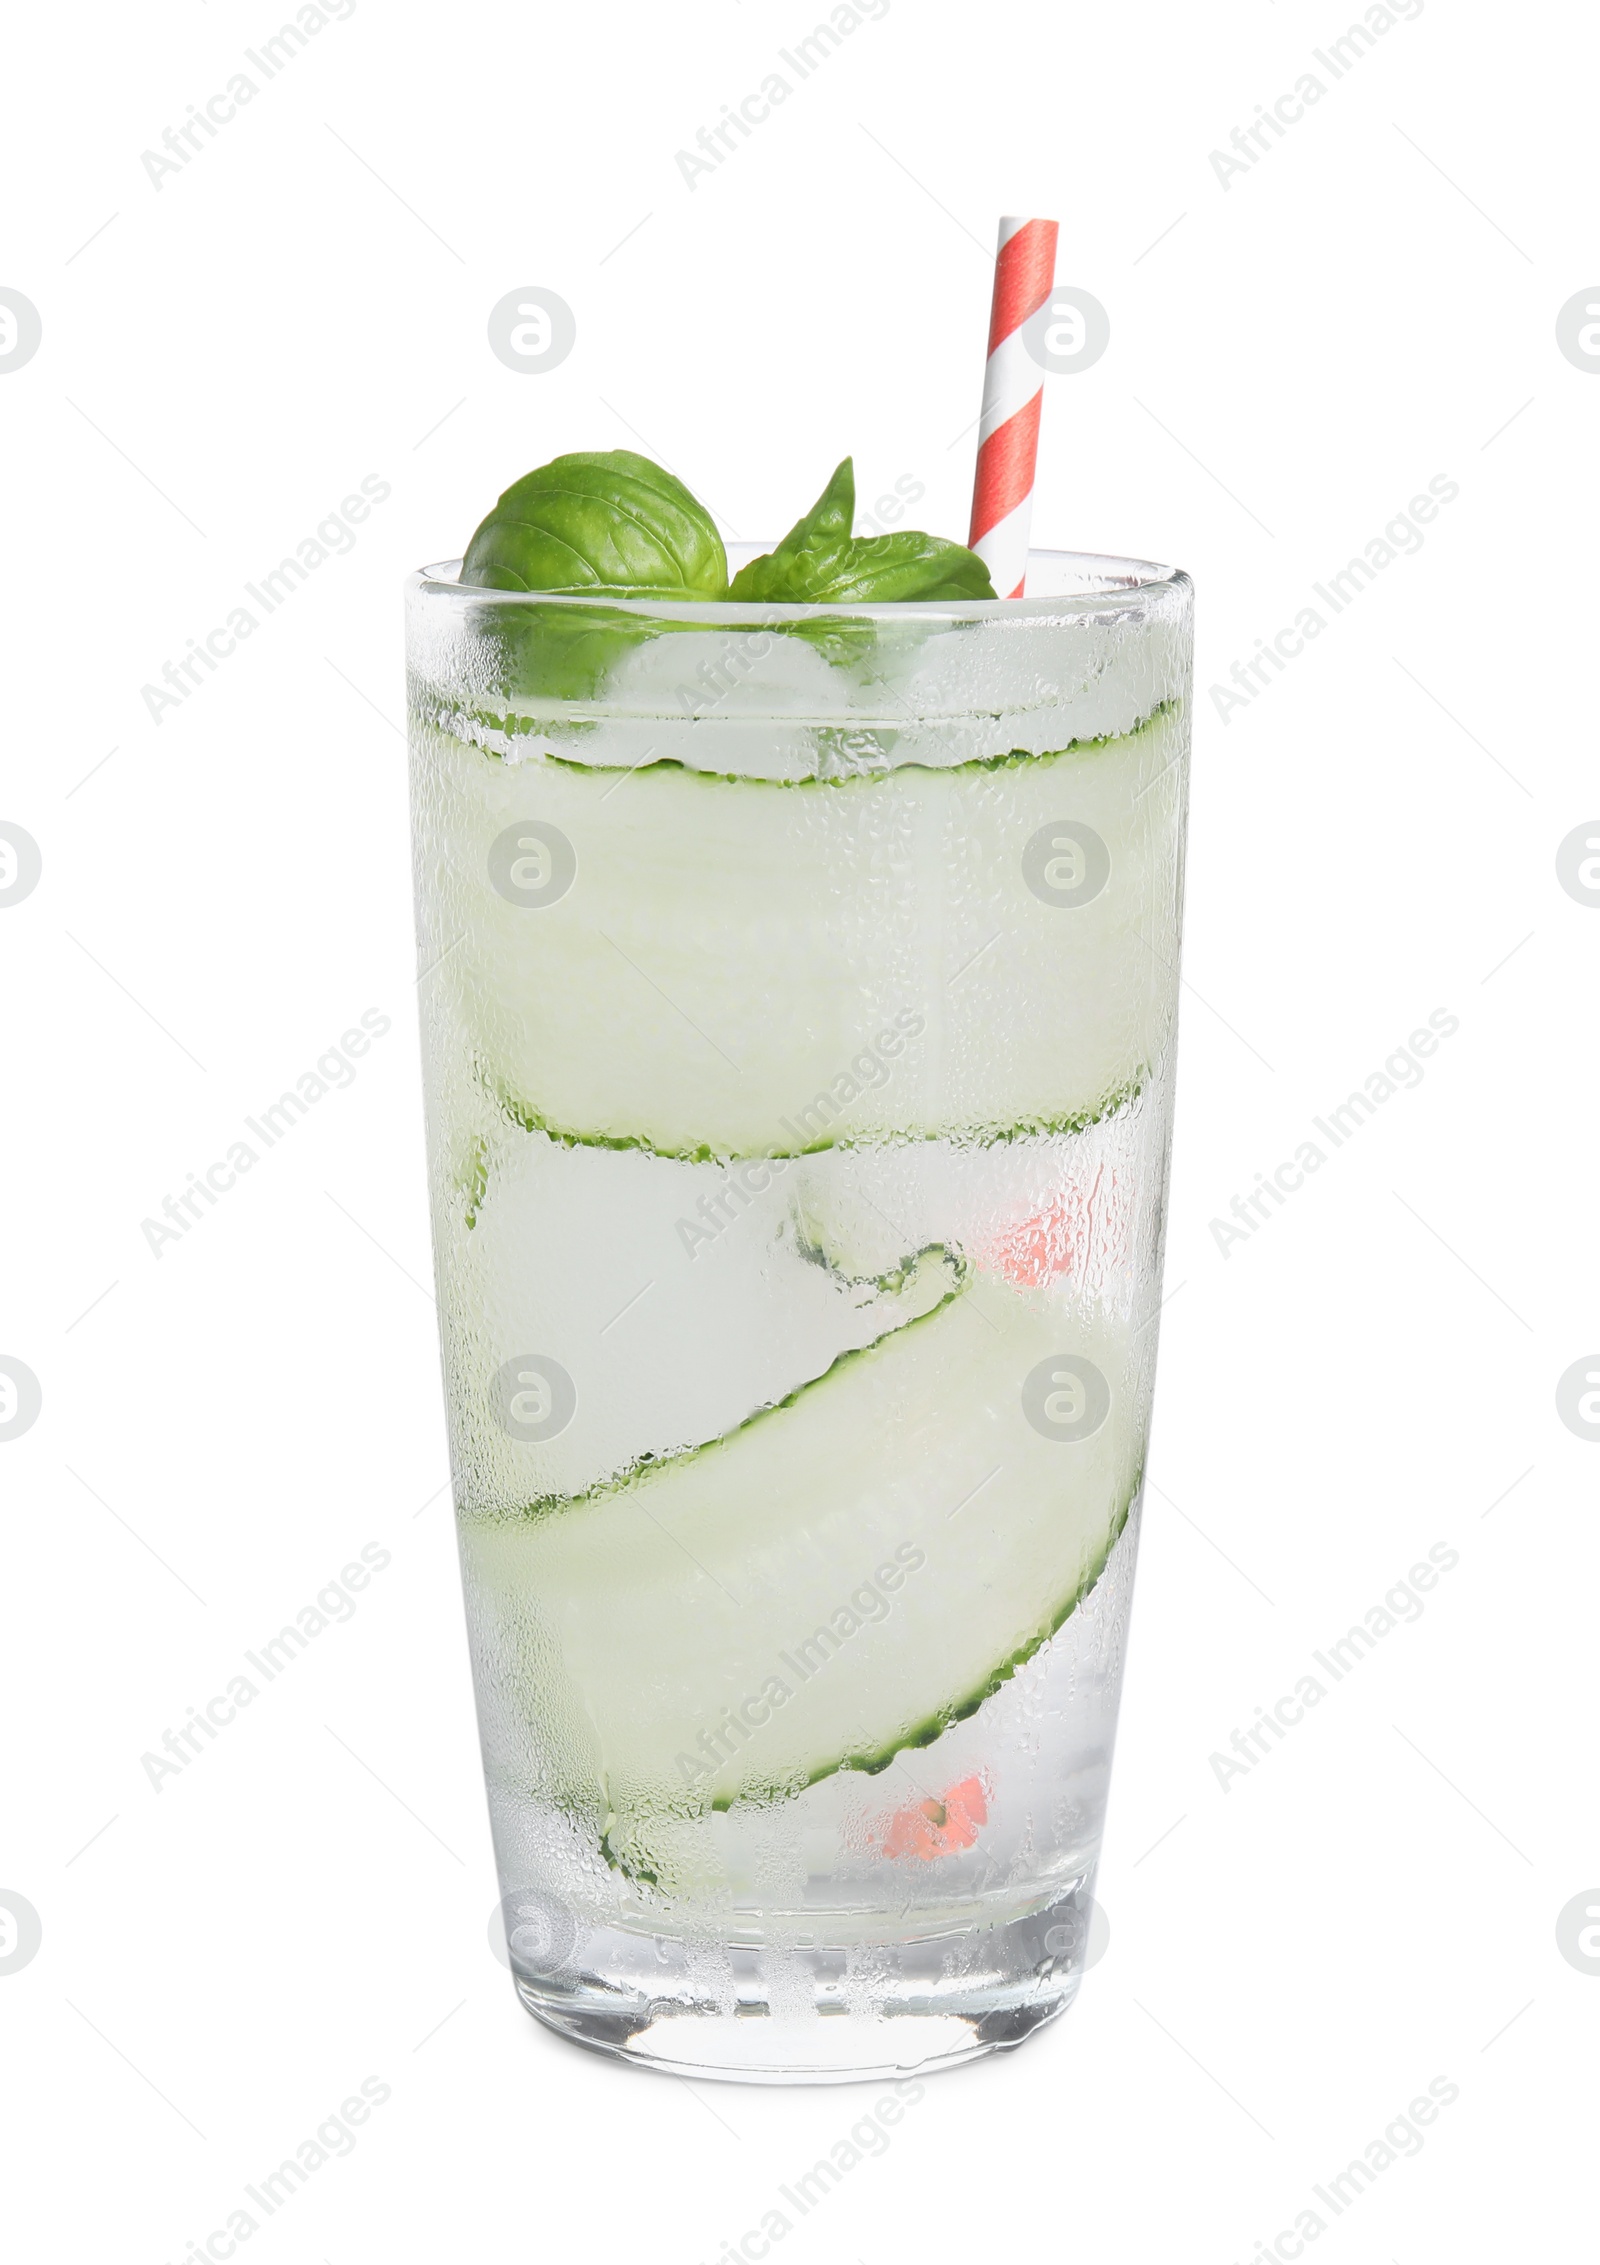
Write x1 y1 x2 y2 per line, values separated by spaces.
968 215 1059 600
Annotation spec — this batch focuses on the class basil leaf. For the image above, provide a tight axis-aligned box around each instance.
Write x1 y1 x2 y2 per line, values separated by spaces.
730 457 996 604
798 531 996 603
473 597 664 704
727 457 856 601
461 449 728 598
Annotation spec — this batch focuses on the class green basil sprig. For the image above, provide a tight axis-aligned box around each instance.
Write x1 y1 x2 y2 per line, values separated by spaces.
453 448 995 707
729 459 995 603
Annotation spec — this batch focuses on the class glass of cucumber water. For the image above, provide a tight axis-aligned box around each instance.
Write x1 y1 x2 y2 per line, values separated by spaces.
407 455 1192 2082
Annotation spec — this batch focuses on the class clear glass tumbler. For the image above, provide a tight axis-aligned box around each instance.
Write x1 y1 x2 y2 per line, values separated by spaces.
407 549 1192 2082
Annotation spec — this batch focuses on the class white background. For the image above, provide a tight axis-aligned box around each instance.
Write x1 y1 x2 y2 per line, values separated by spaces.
2 0 1596 2258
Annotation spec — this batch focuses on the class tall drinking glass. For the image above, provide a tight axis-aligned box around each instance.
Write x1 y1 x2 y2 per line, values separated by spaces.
407 551 1192 2082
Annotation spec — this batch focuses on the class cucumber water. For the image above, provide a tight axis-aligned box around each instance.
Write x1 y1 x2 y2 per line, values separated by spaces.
410 540 1192 2079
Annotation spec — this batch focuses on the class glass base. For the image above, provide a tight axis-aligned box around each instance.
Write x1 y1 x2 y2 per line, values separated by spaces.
507 1877 1096 2085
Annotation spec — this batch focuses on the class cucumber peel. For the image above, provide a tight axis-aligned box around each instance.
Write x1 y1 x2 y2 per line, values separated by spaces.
461 1255 1143 1886
418 704 1184 1161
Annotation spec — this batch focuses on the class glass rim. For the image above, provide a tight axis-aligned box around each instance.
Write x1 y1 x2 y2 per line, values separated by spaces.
408 547 1190 624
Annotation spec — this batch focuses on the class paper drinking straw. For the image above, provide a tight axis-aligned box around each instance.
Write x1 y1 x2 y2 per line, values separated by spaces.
968 215 1060 599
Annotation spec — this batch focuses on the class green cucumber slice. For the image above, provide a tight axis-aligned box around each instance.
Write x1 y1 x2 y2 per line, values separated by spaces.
413 704 1184 1161
460 1267 1145 1882
431 1127 977 1519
